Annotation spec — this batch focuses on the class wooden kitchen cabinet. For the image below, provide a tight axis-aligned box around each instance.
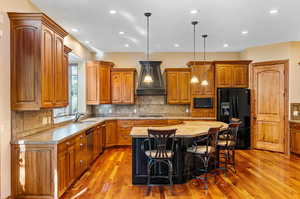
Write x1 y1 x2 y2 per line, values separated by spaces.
75 132 88 177
111 68 136 104
86 61 114 104
215 61 251 88
8 13 69 110
187 61 215 95
165 68 191 104
290 122 300 154
58 139 76 196
93 123 105 159
105 120 118 147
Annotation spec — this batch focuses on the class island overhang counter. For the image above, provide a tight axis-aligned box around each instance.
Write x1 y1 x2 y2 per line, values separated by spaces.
130 121 228 185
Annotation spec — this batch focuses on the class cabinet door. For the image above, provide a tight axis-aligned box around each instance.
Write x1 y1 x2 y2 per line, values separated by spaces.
41 26 55 108
54 34 68 107
232 65 248 88
99 66 111 104
111 72 122 104
291 129 300 154
105 121 117 147
122 72 135 104
167 72 179 104
68 145 76 185
179 71 191 104
98 126 104 153
11 22 41 110
216 65 233 88
58 151 68 196
86 62 98 104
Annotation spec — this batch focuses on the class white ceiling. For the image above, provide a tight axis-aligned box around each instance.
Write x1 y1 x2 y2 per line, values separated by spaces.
32 0 300 53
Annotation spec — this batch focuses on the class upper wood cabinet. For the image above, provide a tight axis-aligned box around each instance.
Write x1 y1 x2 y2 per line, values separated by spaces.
215 61 251 88
187 61 215 95
165 68 191 104
86 61 114 105
111 68 136 104
9 13 69 111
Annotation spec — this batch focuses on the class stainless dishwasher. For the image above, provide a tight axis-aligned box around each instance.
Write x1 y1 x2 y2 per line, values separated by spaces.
86 127 95 164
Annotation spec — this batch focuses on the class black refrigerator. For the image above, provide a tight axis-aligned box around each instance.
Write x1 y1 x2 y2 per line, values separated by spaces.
217 88 251 149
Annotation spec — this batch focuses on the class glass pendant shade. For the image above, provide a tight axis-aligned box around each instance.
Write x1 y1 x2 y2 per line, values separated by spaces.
143 74 153 83
201 79 208 86
191 76 199 84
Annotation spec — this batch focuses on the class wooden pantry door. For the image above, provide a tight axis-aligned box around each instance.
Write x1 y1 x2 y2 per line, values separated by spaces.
251 60 288 153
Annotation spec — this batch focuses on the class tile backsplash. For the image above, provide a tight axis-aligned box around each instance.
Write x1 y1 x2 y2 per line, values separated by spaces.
12 110 53 139
92 96 190 117
291 103 300 120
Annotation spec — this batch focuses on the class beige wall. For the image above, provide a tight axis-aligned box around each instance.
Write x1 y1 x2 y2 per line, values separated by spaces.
240 41 300 117
102 52 240 70
0 1 39 198
0 0 95 198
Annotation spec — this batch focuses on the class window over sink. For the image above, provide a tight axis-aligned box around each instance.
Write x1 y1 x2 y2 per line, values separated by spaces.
53 60 79 123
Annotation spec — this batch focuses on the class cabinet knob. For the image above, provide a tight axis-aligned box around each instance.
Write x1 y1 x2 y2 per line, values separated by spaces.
66 142 70 146
80 143 84 147
80 135 84 139
80 160 83 164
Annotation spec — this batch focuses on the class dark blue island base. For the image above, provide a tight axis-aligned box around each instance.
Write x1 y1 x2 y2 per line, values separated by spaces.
132 137 218 185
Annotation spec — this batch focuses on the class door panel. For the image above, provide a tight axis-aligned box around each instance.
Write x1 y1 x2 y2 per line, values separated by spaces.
232 65 248 88
54 34 66 107
167 72 179 104
86 62 98 104
216 65 233 88
41 26 55 107
111 72 122 104
179 72 191 104
99 66 111 104
252 63 286 152
122 72 135 104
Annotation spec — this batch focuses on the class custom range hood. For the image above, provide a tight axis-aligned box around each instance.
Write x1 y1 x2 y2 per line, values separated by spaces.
136 61 165 96
136 12 165 96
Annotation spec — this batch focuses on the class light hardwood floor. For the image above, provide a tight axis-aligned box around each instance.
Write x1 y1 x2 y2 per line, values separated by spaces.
61 147 300 199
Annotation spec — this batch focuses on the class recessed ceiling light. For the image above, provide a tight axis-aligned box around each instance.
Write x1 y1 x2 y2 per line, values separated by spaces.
190 9 198 14
119 31 125 35
269 9 279 14
124 44 129 47
71 28 78 32
109 10 117 14
241 30 248 35
174 43 180 47
223 43 229 48
85 41 90 44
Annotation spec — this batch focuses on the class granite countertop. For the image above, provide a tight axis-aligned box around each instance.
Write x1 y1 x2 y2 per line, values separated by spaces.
130 121 228 138
12 116 217 145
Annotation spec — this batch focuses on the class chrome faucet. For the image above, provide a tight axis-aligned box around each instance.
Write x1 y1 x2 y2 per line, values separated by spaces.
74 112 85 122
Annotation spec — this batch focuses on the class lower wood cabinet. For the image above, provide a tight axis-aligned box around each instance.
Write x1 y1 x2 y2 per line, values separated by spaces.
290 122 300 154
11 125 105 199
11 119 187 199
105 120 118 147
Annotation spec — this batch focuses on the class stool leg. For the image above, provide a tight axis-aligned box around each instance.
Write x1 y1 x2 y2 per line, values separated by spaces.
232 150 236 173
167 160 173 186
147 160 152 185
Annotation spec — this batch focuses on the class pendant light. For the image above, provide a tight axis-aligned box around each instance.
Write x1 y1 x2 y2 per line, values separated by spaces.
143 12 153 83
201 34 209 86
190 21 200 84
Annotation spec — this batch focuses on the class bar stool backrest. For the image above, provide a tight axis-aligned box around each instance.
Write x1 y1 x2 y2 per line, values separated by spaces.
147 129 177 159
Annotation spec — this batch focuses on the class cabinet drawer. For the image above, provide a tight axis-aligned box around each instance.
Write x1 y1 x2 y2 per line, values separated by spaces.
58 139 75 153
290 122 300 130
118 120 134 128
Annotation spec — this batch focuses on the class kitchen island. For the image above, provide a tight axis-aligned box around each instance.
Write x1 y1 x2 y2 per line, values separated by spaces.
130 121 227 185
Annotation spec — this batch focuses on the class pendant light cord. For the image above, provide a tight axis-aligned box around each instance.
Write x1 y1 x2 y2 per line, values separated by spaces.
147 15 149 61
193 24 196 62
